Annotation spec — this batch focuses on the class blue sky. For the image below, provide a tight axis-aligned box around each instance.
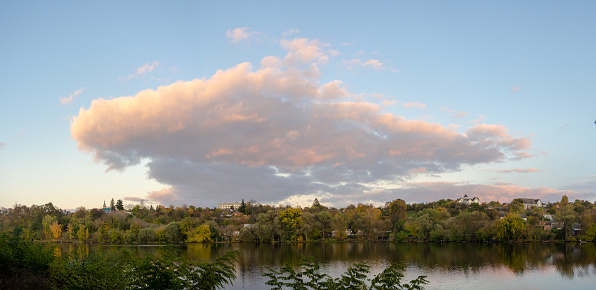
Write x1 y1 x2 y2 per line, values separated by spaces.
1 1 595 210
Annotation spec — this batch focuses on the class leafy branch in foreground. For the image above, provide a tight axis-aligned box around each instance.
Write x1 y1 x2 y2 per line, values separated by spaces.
264 257 428 290
124 248 240 290
50 247 240 290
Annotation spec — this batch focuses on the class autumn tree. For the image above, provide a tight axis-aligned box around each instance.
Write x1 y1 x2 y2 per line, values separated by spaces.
187 223 217 243
67 222 77 240
42 215 56 240
387 199 407 231
49 221 62 241
77 224 89 242
279 207 302 241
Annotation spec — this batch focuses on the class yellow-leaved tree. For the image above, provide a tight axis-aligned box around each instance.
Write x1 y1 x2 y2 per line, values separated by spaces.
279 208 302 241
77 224 89 242
187 224 213 243
50 220 62 241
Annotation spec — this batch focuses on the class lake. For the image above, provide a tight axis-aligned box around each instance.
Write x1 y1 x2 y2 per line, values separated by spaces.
57 242 596 289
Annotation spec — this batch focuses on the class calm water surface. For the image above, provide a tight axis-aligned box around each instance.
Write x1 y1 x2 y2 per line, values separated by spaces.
58 242 596 289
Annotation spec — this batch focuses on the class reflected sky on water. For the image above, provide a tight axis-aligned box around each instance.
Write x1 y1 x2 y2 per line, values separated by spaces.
58 242 596 289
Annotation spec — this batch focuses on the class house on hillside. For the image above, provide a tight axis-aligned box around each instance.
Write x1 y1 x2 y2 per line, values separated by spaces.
456 194 480 205
520 198 543 209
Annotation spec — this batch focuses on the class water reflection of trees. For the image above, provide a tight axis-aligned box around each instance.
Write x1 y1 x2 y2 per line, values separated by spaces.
58 242 596 279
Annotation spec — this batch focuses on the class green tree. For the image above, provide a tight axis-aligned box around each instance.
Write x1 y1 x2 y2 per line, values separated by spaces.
238 199 247 214
557 203 577 240
497 213 525 241
138 228 157 243
312 198 321 209
110 198 116 211
316 211 333 239
116 199 124 211
560 195 569 206
405 208 450 240
509 199 525 213
163 222 183 243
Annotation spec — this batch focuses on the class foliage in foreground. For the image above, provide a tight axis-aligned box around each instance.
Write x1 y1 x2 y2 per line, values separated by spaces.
264 257 428 290
0 231 56 289
0 232 239 289
2 233 428 289
52 247 239 290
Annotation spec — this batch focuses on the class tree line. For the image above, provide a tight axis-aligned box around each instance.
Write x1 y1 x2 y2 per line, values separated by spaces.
1 195 595 244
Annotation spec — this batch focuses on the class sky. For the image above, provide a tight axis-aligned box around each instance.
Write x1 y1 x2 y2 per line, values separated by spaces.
1 1 595 210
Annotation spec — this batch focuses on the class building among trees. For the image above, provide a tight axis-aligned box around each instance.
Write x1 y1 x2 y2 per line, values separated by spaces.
520 198 544 209
102 200 111 213
218 202 242 211
456 194 479 205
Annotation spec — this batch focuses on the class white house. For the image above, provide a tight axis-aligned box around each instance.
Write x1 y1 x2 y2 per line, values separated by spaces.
456 194 480 205
520 198 543 209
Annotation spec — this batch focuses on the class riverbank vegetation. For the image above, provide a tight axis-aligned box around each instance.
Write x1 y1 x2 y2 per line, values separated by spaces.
0 232 429 289
1 195 595 245
0 231 238 289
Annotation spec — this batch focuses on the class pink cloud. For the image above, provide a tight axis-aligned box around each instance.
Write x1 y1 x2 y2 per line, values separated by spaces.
71 40 534 206
148 187 178 204
382 100 398 107
226 27 253 44
60 87 85 105
497 168 539 173
472 115 485 124
453 111 468 119
282 29 300 37
121 61 159 80
320 80 349 99
343 58 385 70
362 59 384 70
408 167 427 174
281 38 329 65
402 101 426 109
467 124 531 152
511 85 520 93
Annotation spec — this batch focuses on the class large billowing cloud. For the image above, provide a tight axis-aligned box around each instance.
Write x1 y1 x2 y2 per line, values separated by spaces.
71 38 533 207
